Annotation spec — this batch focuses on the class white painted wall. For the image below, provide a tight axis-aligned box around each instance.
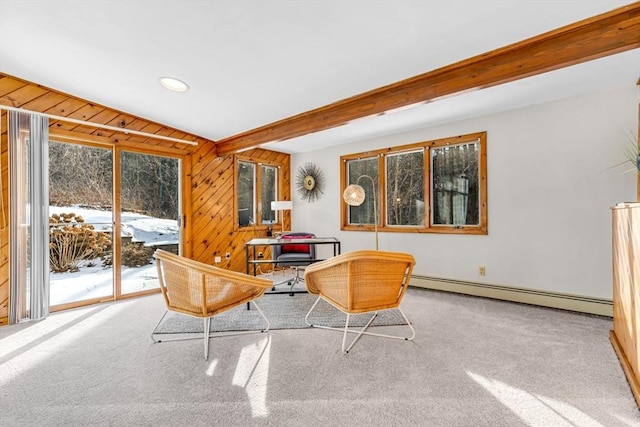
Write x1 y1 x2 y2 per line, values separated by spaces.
290 85 638 300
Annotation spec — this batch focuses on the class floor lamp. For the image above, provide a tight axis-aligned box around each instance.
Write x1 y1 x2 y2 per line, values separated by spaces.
343 175 378 250
271 200 292 233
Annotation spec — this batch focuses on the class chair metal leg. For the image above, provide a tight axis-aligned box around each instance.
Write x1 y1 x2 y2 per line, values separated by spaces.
289 266 303 295
305 296 415 354
249 300 271 333
151 310 171 343
151 301 271 359
204 317 211 360
304 295 324 327
342 312 378 354
272 266 306 295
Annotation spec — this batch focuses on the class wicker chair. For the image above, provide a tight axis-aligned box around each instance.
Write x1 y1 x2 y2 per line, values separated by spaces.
151 249 272 359
303 250 416 354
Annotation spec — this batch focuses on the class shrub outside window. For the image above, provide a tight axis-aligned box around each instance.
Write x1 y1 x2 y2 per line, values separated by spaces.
341 131 487 235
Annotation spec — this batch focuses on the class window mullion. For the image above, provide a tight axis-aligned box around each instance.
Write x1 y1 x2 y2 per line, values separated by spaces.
378 154 385 229
424 146 431 229
341 131 487 235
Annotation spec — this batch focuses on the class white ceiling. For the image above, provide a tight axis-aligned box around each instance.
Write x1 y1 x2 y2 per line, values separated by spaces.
0 0 638 154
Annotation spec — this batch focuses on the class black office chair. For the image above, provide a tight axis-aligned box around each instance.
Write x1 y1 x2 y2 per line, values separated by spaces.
273 232 316 294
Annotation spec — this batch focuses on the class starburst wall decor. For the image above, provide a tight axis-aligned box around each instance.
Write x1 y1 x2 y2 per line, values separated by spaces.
295 162 324 202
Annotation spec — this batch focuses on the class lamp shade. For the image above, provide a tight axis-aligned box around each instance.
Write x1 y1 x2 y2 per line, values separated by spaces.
271 200 293 211
343 184 365 206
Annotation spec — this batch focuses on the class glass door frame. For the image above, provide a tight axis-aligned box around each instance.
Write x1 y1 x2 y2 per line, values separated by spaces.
48 140 115 310
46 138 187 311
114 146 183 300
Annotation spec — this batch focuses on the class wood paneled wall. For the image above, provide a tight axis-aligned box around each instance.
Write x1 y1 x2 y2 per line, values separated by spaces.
0 74 290 325
190 144 291 271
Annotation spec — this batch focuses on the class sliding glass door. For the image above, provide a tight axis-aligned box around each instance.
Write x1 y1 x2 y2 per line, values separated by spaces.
48 145 182 305
48 141 114 307
45 143 182 308
9 113 183 320
119 151 181 296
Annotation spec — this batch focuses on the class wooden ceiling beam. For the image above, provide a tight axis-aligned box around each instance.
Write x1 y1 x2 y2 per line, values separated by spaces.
216 2 640 156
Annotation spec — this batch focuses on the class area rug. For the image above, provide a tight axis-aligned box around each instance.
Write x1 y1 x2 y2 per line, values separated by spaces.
153 293 408 333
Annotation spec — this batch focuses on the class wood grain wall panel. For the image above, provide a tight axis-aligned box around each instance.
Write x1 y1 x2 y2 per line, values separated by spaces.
192 190 235 241
0 73 290 325
191 196 228 238
101 112 138 131
84 110 121 136
0 83 48 107
19 92 69 113
137 123 172 147
50 105 109 133
0 76 28 97
42 97 87 117
46 99 94 129
192 218 232 263
192 221 232 257
63 103 106 122
189 146 290 272
190 159 227 240
192 158 230 204
191 175 228 210
191 144 219 178
0 228 8 263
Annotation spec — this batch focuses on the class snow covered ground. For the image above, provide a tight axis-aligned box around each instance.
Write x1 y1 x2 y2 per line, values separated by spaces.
49 206 178 306
49 205 179 246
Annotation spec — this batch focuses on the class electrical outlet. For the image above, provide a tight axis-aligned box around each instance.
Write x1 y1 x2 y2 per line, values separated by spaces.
478 266 486 276
214 256 221 263
225 252 231 259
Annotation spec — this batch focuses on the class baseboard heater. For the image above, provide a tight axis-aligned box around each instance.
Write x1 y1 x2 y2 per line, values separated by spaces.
410 275 613 317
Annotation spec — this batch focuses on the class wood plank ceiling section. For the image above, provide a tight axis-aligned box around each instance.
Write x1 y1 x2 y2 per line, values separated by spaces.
215 2 640 155
0 75 291 325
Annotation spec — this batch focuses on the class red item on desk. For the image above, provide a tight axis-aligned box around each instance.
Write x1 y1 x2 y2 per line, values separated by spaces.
281 234 314 253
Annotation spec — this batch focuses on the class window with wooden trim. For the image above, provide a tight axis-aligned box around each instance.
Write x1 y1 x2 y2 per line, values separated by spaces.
341 131 487 235
236 158 280 229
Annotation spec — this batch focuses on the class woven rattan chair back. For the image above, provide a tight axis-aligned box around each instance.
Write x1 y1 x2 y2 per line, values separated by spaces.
304 250 416 354
152 249 272 359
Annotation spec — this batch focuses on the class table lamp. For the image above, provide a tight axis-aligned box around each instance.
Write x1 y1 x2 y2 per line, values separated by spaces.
271 200 293 233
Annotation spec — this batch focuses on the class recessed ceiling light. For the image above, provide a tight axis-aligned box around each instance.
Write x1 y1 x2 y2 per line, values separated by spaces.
159 77 189 92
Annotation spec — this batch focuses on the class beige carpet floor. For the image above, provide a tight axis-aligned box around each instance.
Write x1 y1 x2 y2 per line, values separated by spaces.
0 287 638 426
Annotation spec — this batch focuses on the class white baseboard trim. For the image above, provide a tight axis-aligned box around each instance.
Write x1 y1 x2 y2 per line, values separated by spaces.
410 275 613 317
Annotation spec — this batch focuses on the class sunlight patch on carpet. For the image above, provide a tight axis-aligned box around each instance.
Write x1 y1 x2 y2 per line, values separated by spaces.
467 371 605 427
233 336 271 418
